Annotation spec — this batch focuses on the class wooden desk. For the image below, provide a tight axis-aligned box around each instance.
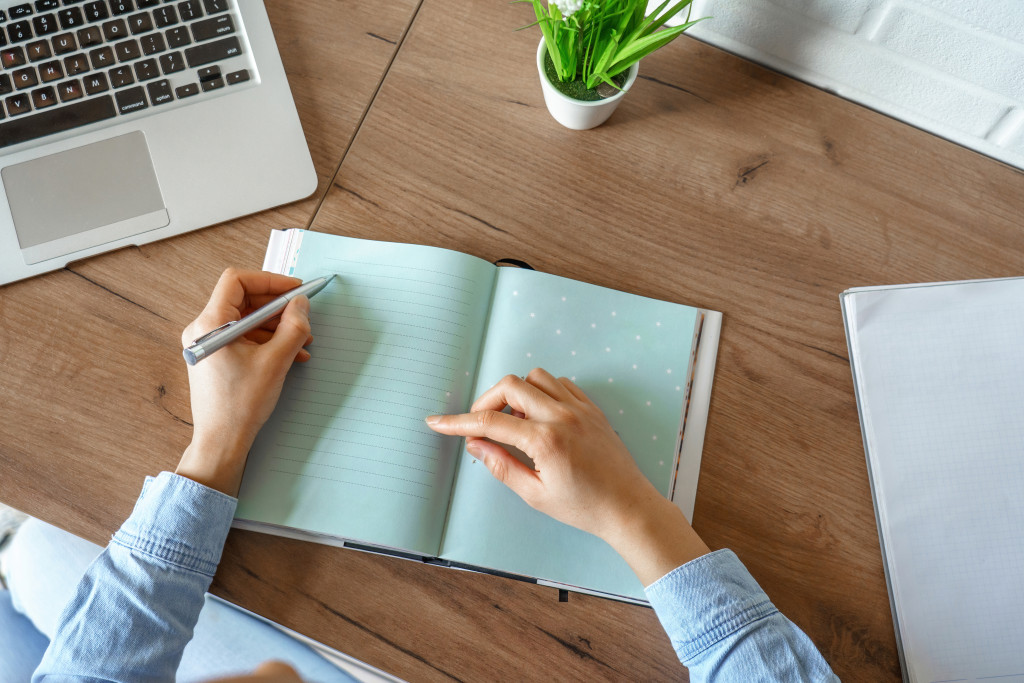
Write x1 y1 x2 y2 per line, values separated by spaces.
3 0 1024 680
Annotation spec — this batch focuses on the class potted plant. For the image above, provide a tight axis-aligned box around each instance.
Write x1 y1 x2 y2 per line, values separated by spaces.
523 0 705 129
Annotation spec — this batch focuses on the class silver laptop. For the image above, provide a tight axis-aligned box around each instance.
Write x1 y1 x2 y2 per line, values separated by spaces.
0 0 316 285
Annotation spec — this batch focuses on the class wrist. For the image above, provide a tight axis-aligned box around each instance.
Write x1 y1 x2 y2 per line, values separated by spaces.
601 493 711 587
175 431 252 496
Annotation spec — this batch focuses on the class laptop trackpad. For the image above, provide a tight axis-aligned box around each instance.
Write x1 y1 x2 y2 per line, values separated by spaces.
3 131 169 265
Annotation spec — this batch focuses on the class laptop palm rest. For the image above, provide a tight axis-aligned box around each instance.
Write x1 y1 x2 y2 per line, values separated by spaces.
3 131 169 266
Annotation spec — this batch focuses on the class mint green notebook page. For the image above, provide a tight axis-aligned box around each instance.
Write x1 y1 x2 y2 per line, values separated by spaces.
236 232 496 556
439 268 699 599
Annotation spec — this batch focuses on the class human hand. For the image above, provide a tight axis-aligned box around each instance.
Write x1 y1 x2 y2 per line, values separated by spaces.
208 660 303 682
176 269 313 496
425 369 709 584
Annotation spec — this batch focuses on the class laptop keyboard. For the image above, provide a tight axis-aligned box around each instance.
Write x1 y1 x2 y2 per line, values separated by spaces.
0 0 254 149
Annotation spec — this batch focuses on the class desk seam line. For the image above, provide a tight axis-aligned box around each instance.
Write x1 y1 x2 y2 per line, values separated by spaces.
303 0 427 232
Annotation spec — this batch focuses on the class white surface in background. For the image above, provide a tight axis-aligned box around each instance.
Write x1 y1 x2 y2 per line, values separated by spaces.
656 0 1024 170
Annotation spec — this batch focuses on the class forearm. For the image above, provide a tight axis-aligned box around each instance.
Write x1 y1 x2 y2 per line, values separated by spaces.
646 550 839 682
34 472 237 682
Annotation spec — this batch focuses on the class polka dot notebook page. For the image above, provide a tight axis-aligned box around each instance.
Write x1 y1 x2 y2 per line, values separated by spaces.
235 230 721 602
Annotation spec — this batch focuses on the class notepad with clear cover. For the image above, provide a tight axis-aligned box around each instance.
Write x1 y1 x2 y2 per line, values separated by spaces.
234 230 721 602
842 278 1024 682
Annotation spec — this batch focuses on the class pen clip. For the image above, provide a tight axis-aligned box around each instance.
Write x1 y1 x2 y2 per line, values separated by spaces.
190 320 237 346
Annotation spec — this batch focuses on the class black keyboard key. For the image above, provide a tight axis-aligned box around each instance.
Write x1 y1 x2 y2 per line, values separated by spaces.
56 77 83 101
133 56 157 80
200 75 221 91
139 32 164 54
0 11 6 24
2 46 28 67
8 20 32 42
196 64 218 81
136 0 160 7
25 39 50 60
157 49 182 73
51 32 76 53
153 5 176 27
164 25 189 47
146 77 171 104
101 19 127 41
88 45 113 68
177 0 201 21
63 52 88 75
114 84 146 113
82 71 108 94
202 0 227 14
31 85 57 108
0 31 6 49
225 69 247 85
57 6 83 29
0 93 116 147
174 82 197 98
35 1 60 10
108 65 133 87
9 5 34 20
127 12 151 34
38 59 62 81
110 1 134 16
12 67 38 89
183 34 238 67
114 37 139 61
190 13 231 42
82 1 108 22
0 74 12 95
76 25 101 46
31 13 57 35
5 92 32 116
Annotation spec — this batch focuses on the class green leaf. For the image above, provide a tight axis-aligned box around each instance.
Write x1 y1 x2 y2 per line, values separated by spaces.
610 22 691 67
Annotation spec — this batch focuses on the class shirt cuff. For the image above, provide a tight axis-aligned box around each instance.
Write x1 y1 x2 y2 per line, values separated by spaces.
644 548 780 663
112 472 238 577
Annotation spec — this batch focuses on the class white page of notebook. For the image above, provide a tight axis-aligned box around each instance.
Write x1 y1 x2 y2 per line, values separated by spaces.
845 278 1024 683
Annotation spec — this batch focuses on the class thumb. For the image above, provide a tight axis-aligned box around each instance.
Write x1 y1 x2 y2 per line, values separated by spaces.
466 438 540 504
264 296 312 365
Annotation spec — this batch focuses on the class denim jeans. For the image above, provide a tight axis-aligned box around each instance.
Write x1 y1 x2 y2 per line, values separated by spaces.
3 517 357 682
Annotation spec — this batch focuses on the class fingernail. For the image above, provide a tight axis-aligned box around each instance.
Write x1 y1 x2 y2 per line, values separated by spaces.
295 296 310 316
465 440 482 458
425 415 441 426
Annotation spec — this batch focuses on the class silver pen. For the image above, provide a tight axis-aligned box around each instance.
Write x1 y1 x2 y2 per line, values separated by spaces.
183 275 335 366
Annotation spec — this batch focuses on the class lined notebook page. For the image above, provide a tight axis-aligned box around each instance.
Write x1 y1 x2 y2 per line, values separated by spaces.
845 278 1024 683
237 232 495 556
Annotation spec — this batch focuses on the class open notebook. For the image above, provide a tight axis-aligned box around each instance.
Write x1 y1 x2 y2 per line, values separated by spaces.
233 230 721 602
842 278 1024 682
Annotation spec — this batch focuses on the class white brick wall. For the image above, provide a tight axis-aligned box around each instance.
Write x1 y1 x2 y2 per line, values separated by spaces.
659 0 1024 169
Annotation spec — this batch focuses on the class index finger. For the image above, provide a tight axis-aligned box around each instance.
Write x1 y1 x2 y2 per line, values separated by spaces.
209 268 303 313
183 269 302 346
425 410 531 450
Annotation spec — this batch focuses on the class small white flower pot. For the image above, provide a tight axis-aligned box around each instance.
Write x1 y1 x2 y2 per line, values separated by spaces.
536 38 639 130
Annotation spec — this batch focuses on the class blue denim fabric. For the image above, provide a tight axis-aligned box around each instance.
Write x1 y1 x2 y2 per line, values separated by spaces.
32 473 354 683
645 549 840 682
31 471 836 682
0 589 50 682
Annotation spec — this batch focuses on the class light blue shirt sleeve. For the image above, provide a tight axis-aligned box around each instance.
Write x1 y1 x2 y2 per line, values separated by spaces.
33 472 238 682
645 549 840 682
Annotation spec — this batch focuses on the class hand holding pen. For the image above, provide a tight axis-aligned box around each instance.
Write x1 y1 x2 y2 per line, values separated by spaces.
176 269 330 496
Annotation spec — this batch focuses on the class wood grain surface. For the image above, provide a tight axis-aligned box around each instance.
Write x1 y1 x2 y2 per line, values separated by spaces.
2 0 1023 680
